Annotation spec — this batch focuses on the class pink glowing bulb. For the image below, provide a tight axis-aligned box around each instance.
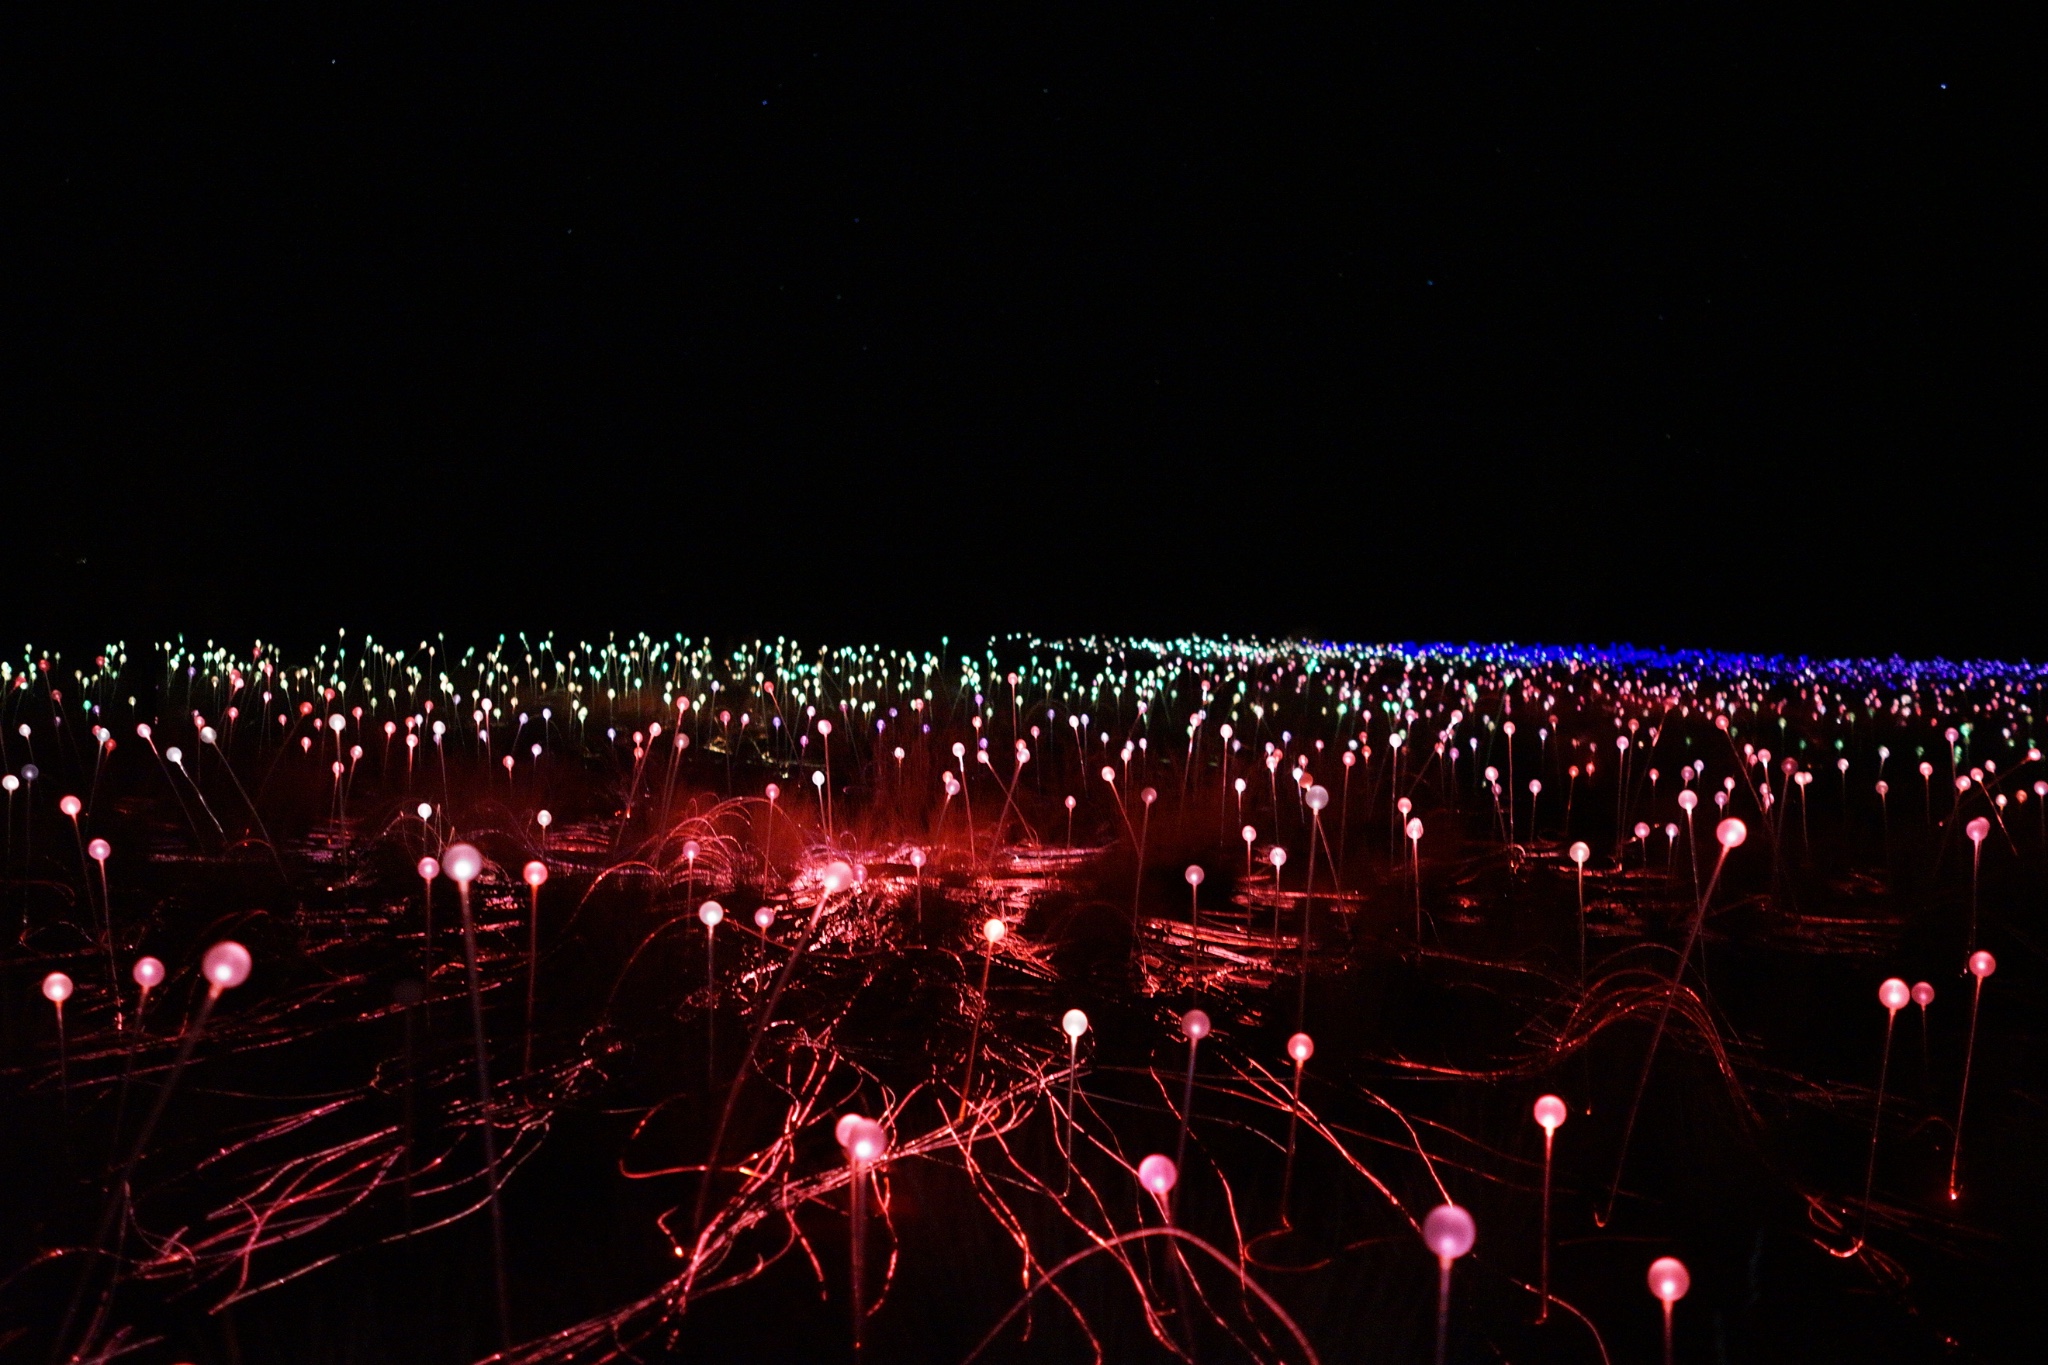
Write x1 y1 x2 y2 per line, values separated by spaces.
1919 761 1934 779
1406 817 1423 841
811 770 825 789
1529 778 1542 795
1569 841 1590 865
1305 784 1329 812
1716 818 1747 849
753 906 776 930
417 856 440 880
1141 786 1157 806
42 971 74 1004
1062 1008 1089 1040
133 956 164 989
983 917 1006 944
1966 817 1989 845
764 784 779 802
822 860 855 895
1634 821 1651 840
88 838 110 862
682 840 701 863
699 900 724 928
836 1114 887 1166
1396 796 1412 816
815 718 832 737
523 860 547 888
443 844 483 884
1181 1008 1210 1041
1678 789 1698 814
1138 1153 1178 1195
203 940 252 990
59 794 81 818
1534 1094 1568 1132
1912 981 1935 1008
1184 864 1205 887
1241 824 1257 844
1268 846 1287 868
1422 1204 1476 1260
1879 977 1910 1012
909 847 927 869
1968 950 1996 979
1100 765 1117 784
1063 795 1077 812
1647 1256 1690 1304
1288 1031 1314 1063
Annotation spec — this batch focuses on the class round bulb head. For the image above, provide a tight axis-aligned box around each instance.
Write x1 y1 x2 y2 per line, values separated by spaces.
1184 865 1205 886
417 856 440 880
983 917 1006 944
1241 824 1257 844
1287 1031 1314 1063
1305 784 1330 812
443 843 483 884
1569 841 1590 865
1966 817 1990 845
1422 1204 1476 1260
1968 950 1996 979
753 906 776 931
1269 847 1287 868
203 940 252 990
1678 790 1697 812
1138 1153 1177 1195
1533 1094 1568 1132
836 1115 886 1165
1181 1008 1210 1041
909 847 927 868
1716 818 1747 849
1062 1008 1089 1040
1911 981 1935 1008
699 900 724 928
1100 765 1116 784
59 794 82 818
88 838 110 862
682 840 701 861
1647 1256 1690 1304
133 956 165 988
523 860 548 888
1405 817 1423 840
42 971 74 1004
1878 977 1910 1012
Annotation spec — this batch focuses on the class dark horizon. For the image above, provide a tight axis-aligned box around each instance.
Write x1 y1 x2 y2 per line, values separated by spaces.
5 6 2039 658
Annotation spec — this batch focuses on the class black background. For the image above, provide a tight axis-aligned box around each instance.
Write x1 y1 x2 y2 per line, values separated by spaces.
3 5 2038 657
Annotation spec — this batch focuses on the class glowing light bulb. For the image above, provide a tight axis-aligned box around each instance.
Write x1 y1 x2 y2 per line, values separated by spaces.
1966 817 1989 845
443 843 483 884
42 971 74 1004
1062 1008 1089 1039
417 855 440 880
1181 1008 1210 1041
1968 950 1996 979
983 917 1006 944
1184 864 1205 887
1879 977 1910 1012
1288 1031 1314 1063
1533 1094 1568 1132
88 838 110 862
59 794 81 817
1138 1153 1177 1195
836 1114 887 1165
753 906 776 930
1268 846 1287 868
1647 1256 1690 1304
1305 784 1329 812
203 940 252 990
1422 1204 1476 1260
1912 981 1935 1008
700 900 725 928
133 956 164 989
1716 818 1747 848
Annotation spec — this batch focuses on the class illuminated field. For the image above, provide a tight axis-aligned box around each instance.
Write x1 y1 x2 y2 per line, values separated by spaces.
4 634 2040 1363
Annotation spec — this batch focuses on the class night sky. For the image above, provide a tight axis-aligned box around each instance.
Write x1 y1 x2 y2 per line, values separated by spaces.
4 6 2037 656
